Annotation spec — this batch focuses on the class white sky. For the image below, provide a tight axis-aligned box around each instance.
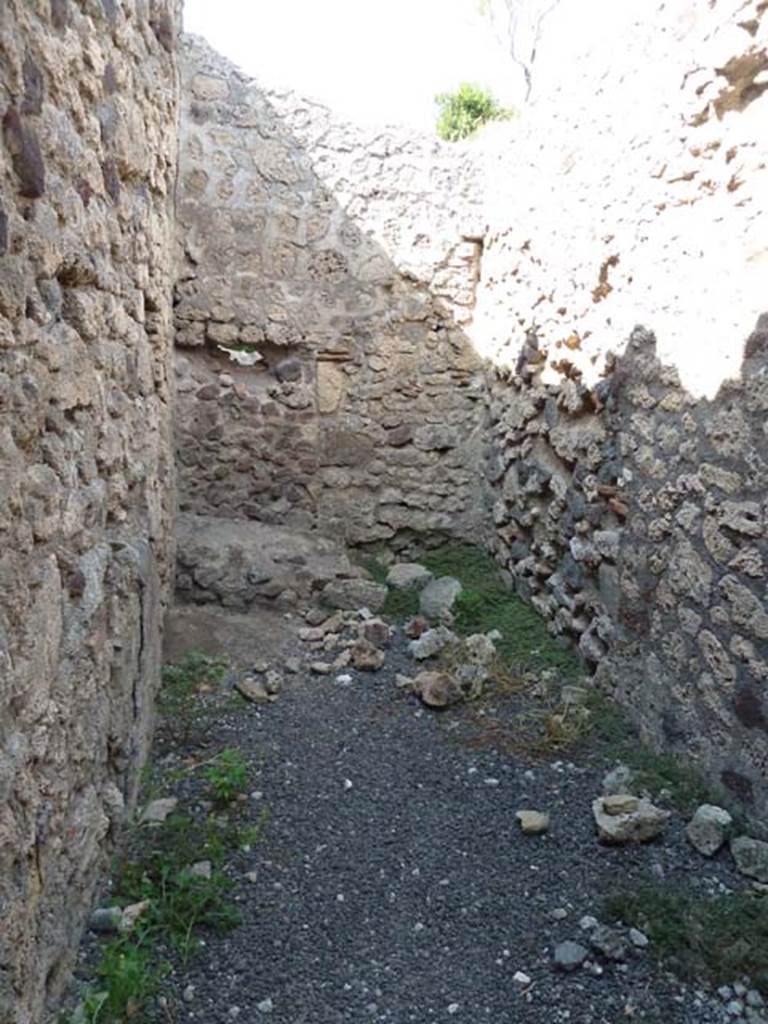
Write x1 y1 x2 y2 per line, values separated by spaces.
182 0 520 129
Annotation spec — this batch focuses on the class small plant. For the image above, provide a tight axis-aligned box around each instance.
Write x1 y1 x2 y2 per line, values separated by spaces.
64 941 168 1024
204 747 249 804
435 82 513 141
604 881 768 992
65 804 265 1022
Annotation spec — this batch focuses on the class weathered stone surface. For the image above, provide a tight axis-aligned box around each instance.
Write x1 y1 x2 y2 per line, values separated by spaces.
686 805 733 857
176 514 355 610
0 5 179 1021
173 37 488 542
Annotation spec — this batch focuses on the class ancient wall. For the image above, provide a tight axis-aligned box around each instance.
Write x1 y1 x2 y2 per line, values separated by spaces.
174 38 490 556
478 0 768 817
0 3 180 1021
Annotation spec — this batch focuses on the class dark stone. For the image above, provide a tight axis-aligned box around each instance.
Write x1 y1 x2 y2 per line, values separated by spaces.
196 384 219 401
661 710 689 744
66 570 87 597
274 357 303 382
0 206 7 256
509 540 530 561
744 322 768 360
150 12 175 52
562 554 585 590
2 108 45 198
721 769 754 805
387 424 413 447
567 491 587 519
734 685 768 732
101 159 120 203
50 0 70 31
103 62 118 95
22 55 44 115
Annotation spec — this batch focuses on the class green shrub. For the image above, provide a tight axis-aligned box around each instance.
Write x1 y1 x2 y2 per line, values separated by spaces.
435 82 513 141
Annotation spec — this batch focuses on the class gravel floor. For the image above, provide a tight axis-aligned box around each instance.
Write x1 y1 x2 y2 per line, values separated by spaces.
157 609 747 1024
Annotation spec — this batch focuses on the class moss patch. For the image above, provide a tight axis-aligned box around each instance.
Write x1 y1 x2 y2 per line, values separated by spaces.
604 882 768 992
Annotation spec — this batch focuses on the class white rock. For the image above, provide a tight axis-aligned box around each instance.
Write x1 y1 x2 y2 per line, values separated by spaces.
512 971 531 986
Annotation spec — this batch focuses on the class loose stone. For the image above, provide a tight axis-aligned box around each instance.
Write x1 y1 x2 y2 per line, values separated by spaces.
553 940 589 972
515 810 550 835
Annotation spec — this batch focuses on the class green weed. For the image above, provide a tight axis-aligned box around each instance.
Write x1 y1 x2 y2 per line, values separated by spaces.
66 804 265 1022
204 747 249 805
435 82 514 141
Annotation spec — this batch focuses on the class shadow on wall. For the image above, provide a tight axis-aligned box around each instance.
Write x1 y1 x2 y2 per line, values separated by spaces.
174 35 490 555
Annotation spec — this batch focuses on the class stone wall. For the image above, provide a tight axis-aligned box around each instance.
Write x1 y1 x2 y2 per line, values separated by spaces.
479 0 768 818
174 38 490 549
0 3 180 1021
174 5 768 819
